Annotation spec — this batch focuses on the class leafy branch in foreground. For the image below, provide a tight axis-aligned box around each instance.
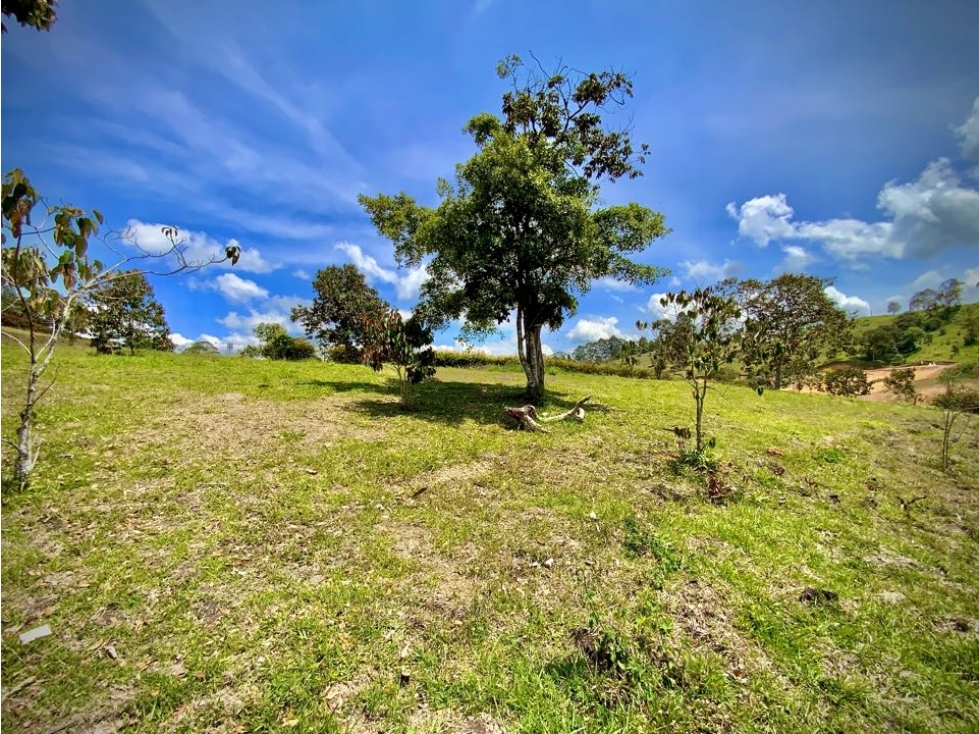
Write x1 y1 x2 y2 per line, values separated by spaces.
1 168 240 489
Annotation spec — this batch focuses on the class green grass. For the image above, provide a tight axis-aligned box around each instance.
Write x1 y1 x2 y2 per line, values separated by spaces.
2 340 979 733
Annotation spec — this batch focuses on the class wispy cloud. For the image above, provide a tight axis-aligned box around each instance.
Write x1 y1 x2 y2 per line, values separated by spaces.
334 242 429 301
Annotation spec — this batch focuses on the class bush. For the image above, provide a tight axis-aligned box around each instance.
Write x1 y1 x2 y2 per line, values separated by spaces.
822 367 871 396
282 337 317 361
327 344 362 363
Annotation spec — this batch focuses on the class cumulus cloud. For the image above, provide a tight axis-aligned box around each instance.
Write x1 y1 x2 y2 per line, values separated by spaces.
776 245 818 273
957 98 979 160
728 161 979 262
191 273 269 304
169 332 195 349
910 270 944 290
966 266 979 289
725 194 796 246
680 259 742 283
567 316 623 343
334 242 429 301
646 292 674 321
124 219 278 273
293 269 311 280
824 285 871 315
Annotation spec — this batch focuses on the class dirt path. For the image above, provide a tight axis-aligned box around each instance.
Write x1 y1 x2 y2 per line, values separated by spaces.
864 362 957 401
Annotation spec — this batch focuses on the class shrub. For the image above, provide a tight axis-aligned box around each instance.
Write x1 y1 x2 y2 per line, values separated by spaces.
822 367 871 396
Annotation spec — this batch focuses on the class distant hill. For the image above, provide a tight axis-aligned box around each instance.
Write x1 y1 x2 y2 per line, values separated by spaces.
572 302 979 369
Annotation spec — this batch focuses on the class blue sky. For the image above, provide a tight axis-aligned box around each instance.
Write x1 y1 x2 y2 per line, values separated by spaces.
3 0 978 354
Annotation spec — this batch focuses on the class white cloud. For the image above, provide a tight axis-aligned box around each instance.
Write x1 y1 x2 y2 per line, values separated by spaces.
956 97 979 160
334 242 429 301
910 270 944 290
824 286 871 315
965 266 979 289
725 194 796 246
595 276 639 292
124 219 278 273
777 245 818 272
727 158 979 262
680 259 741 283
646 292 674 321
192 273 269 304
170 332 195 349
567 317 623 343
293 269 311 280
669 276 681 287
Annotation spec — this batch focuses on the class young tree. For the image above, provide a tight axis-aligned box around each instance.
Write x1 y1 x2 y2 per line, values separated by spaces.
639 288 742 454
886 300 902 314
87 270 173 355
933 387 979 472
360 309 436 408
1 169 240 488
883 368 918 404
290 264 389 356
737 274 852 389
360 55 670 402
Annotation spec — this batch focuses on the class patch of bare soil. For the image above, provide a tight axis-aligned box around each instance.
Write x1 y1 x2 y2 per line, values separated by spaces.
406 708 508 734
390 459 496 497
128 392 385 459
863 363 958 402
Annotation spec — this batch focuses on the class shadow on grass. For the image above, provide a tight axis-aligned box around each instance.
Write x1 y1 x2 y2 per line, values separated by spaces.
348 378 589 427
296 379 391 395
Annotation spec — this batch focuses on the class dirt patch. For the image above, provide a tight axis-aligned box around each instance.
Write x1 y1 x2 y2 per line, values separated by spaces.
863 363 959 401
127 392 385 460
383 522 478 622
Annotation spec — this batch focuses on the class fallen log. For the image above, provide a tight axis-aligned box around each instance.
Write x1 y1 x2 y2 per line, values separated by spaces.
505 396 591 432
505 405 549 433
540 395 591 423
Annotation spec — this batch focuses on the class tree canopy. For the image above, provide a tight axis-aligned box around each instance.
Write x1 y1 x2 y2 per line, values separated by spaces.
360 54 670 401
737 274 852 389
2 0 57 33
291 264 389 356
87 271 172 355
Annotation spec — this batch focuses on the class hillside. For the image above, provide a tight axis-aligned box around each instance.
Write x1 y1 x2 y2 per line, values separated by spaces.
2 340 978 733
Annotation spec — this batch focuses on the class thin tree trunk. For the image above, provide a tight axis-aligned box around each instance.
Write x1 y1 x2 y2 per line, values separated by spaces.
524 322 545 403
694 378 706 454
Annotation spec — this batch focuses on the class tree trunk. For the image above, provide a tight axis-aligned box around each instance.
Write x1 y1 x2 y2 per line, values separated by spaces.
523 321 545 403
694 378 706 454
15 387 37 488
774 361 783 390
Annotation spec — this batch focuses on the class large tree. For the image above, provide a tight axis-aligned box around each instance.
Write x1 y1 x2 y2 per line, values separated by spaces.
360 55 670 401
2 0 57 33
87 271 173 355
737 274 852 390
291 264 389 357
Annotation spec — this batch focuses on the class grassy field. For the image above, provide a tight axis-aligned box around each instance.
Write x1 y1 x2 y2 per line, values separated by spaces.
2 340 979 733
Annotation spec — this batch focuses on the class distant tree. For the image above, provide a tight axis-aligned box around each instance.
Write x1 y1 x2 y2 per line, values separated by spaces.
360 54 670 403
183 340 220 356
252 322 316 361
964 310 979 347
571 335 628 362
642 313 696 380
822 367 871 397
886 300 902 314
860 323 927 364
360 309 436 408
88 271 173 355
937 278 963 309
909 288 940 313
291 264 389 356
2 169 239 488
2 0 57 33
738 274 852 389
638 288 742 454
